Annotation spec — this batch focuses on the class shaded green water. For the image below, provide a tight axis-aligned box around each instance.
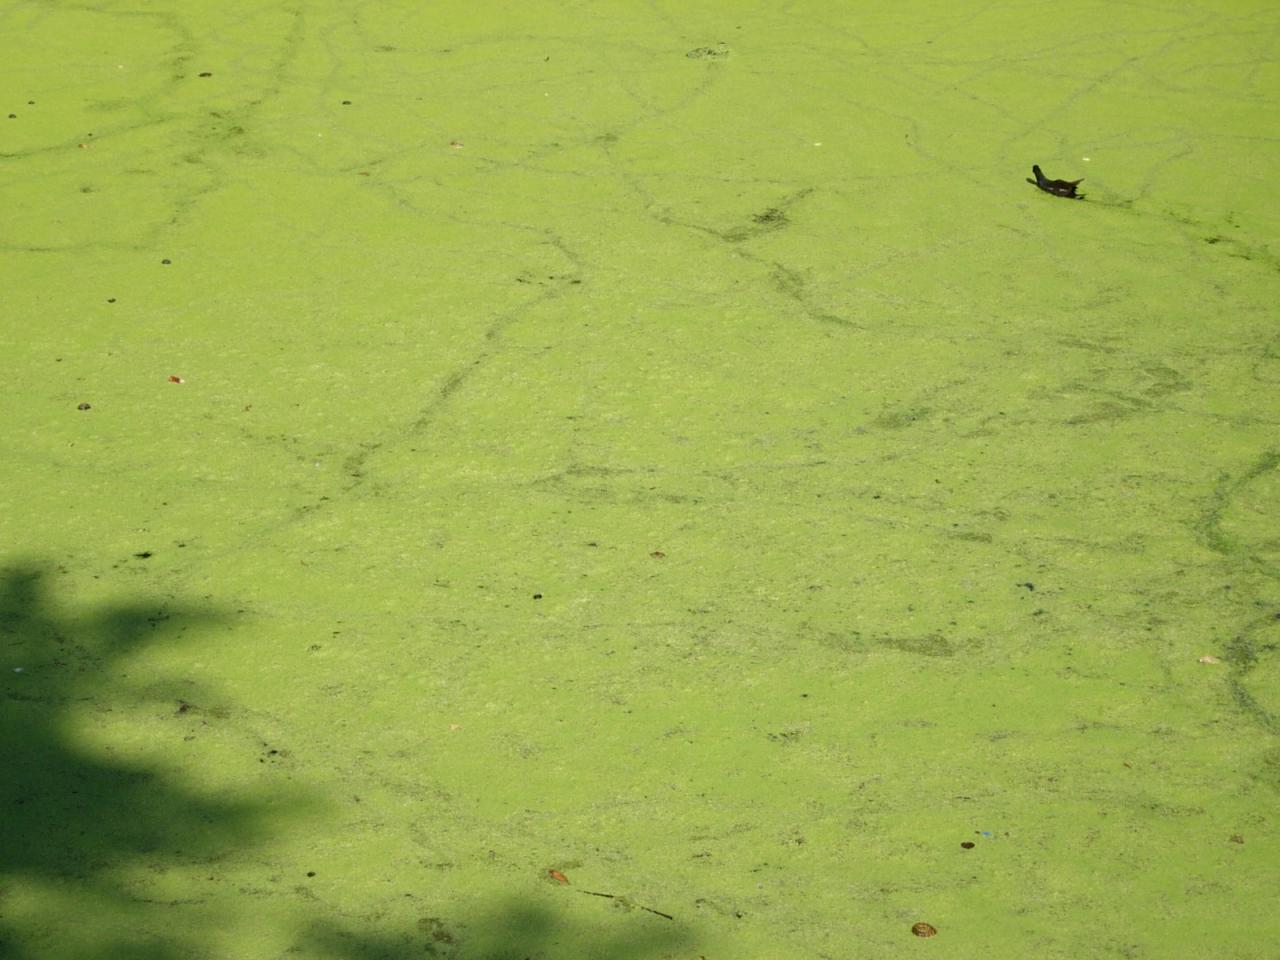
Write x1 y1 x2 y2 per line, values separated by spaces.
3 2 1278 957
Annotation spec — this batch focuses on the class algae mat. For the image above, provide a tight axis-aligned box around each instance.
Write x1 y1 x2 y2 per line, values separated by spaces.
3 2 1279 957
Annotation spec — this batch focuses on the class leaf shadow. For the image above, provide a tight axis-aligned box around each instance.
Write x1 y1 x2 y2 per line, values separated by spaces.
0 562 701 960
297 894 695 960
0 561 284 959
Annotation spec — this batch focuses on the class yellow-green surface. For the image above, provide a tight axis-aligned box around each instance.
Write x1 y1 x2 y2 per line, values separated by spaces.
2 2 1279 957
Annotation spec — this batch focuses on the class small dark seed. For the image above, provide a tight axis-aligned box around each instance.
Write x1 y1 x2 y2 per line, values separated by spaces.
161 258 171 265
532 593 542 600
341 100 352 105
106 297 116 303
77 402 92 411
198 72 212 77
961 841 975 849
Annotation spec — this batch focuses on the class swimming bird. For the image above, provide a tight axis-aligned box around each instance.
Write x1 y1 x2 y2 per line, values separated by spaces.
1027 164 1084 199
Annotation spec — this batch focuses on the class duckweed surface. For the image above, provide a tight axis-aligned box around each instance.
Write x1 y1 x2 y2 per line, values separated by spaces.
3 3 1278 958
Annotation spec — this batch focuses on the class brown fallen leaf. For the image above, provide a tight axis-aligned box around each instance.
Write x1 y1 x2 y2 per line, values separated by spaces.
547 869 569 885
1198 655 1222 664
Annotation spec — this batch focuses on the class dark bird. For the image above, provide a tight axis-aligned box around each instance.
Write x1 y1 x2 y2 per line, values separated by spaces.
1027 164 1084 199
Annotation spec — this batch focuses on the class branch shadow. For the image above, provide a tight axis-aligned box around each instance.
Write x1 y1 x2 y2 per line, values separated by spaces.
296 895 696 960
0 561 275 959
0 563 699 960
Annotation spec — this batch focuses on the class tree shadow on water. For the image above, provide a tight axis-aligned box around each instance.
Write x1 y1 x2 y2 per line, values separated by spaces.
0 563 699 960
0 561 278 960
296 895 696 960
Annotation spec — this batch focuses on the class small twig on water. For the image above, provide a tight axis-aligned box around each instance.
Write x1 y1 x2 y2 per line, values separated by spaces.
579 889 674 920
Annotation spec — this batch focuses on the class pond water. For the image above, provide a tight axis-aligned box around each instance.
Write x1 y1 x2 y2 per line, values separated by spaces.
2 2 1277 957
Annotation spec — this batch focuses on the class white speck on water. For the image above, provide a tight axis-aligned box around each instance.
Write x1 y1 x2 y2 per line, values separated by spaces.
13 667 24 673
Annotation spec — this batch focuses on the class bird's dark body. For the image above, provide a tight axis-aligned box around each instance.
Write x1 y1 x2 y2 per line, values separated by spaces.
1027 164 1084 199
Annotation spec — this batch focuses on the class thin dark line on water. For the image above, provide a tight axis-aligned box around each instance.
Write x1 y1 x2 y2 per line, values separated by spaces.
579 889 674 920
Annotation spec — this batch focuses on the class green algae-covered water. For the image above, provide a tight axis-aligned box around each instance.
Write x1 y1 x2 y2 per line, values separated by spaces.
3 2 1278 957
